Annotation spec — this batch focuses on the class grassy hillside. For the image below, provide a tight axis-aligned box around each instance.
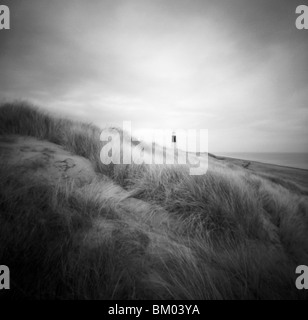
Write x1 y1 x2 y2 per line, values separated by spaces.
0 101 307 299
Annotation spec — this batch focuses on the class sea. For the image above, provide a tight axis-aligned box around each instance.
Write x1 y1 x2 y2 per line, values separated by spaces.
216 152 308 170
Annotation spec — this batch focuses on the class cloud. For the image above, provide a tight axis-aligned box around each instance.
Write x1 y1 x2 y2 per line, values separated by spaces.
0 0 307 152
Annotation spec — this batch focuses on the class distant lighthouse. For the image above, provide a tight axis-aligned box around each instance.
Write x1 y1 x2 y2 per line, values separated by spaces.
172 131 178 163
172 131 176 144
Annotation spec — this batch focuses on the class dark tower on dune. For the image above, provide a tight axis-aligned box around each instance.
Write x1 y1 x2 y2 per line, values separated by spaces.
172 131 178 163
172 131 176 144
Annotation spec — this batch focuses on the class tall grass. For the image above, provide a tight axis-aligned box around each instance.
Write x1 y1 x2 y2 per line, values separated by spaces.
0 101 307 300
0 101 116 177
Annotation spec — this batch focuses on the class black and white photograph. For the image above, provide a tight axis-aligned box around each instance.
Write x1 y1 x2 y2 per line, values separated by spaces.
0 0 308 302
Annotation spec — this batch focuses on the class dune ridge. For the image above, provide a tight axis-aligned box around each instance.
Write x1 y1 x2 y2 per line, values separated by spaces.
0 101 307 300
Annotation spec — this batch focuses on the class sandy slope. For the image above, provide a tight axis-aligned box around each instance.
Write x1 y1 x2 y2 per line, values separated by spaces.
0 135 96 186
0 134 172 237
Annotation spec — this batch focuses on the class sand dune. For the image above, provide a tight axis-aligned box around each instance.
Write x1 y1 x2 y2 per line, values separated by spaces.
0 102 307 300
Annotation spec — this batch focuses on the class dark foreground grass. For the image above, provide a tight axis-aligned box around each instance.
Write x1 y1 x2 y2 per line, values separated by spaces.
0 101 307 300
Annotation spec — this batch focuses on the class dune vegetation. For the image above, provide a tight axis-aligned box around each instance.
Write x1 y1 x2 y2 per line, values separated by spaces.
0 101 307 300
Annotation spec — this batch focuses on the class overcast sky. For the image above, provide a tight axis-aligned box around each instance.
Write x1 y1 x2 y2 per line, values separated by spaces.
0 0 307 152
